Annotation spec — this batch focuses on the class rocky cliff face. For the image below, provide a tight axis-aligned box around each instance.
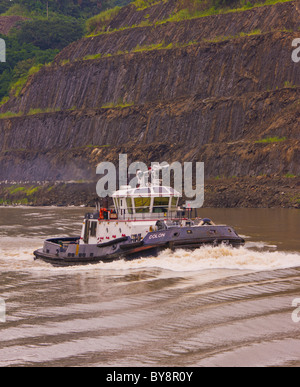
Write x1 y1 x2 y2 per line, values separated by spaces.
0 1 299 197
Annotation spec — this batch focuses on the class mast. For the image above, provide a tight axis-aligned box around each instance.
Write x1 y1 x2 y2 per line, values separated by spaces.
136 164 170 188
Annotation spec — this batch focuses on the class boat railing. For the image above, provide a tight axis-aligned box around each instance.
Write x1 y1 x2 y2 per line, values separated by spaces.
86 209 197 222
112 211 182 221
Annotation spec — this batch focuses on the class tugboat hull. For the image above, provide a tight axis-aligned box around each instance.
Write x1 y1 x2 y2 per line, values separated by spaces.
34 226 245 267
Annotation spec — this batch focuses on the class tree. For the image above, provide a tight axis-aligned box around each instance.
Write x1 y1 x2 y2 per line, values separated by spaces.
14 17 85 50
0 0 13 14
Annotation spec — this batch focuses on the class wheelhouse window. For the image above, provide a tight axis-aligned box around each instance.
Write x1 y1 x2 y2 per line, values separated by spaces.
134 197 151 213
153 197 169 213
126 198 133 214
90 221 97 237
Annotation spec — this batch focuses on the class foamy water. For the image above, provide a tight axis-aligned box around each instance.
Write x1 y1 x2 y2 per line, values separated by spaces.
0 207 300 367
1 236 300 275
97 244 300 272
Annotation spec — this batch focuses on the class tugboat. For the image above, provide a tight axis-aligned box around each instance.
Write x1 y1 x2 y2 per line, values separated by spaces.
34 167 245 266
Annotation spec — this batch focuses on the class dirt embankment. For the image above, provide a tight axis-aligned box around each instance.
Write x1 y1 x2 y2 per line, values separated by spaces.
0 176 299 208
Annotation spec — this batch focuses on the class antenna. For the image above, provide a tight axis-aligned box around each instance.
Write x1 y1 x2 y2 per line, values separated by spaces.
136 169 147 187
150 163 169 186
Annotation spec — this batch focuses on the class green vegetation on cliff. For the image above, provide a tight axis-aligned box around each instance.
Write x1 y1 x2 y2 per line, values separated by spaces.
84 0 296 37
160 0 295 24
256 137 287 144
86 6 122 34
0 0 134 102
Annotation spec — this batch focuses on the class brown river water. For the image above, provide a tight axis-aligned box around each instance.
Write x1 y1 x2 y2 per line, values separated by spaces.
0 207 300 367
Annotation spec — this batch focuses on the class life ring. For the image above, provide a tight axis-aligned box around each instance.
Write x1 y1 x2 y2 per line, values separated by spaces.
99 208 108 220
200 218 214 226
